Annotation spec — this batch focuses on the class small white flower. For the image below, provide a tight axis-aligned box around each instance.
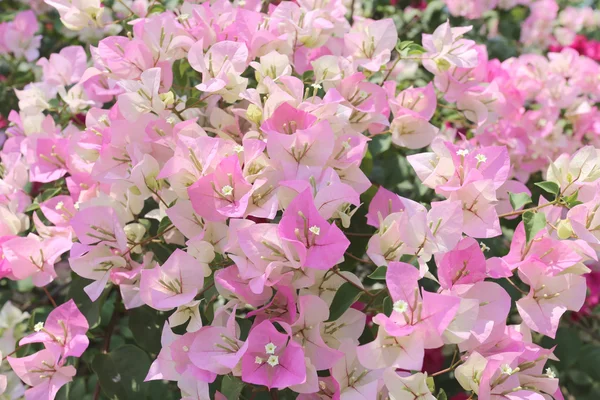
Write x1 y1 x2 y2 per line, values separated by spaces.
34 322 44 332
267 355 279 367
456 149 469 156
480 242 490 252
166 116 176 125
309 225 321 236
545 367 556 379
500 364 513 375
233 145 244 153
311 83 322 89
393 300 408 314
475 154 487 163
182 346 189 352
255 356 264 364
55 201 64 210
221 185 234 196
265 342 277 354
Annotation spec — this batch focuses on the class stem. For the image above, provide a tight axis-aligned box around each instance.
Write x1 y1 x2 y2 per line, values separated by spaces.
42 287 58 308
505 277 528 296
1 345 25 360
498 201 555 218
332 268 375 298
122 224 176 257
344 252 376 265
196 282 215 299
380 57 402 85
93 294 121 400
343 231 374 237
430 354 462 377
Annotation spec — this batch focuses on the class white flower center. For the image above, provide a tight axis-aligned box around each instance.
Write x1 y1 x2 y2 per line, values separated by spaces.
221 185 234 196
393 300 408 314
545 367 556 379
456 149 469 156
255 356 264 364
34 322 44 332
309 225 321 236
267 355 279 367
233 145 244 153
475 154 487 163
500 364 513 375
265 342 276 354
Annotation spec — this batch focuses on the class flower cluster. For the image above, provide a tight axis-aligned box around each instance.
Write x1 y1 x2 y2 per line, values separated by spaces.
0 0 599 399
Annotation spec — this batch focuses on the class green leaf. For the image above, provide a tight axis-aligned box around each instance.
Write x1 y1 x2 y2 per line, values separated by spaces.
508 192 532 211
383 296 393 317
367 266 387 280
396 40 414 52
40 186 62 202
69 274 104 329
535 181 560 196
369 134 391 156
16 277 34 292
437 388 448 400
148 3 166 14
327 282 363 322
406 43 426 56
360 149 373 176
563 190 582 208
158 216 173 235
24 203 40 213
148 242 173 264
523 211 546 244
129 306 167 354
138 218 152 233
302 70 315 83
220 375 244 400
578 346 600 381
91 345 151 400
426 376 435 393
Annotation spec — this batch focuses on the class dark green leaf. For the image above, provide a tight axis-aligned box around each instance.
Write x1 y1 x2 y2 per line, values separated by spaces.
327 282 363 322
24 203 40 212
302 70 315 83
91 345 151 400
367 266 387 280
523 211 546 244
40 186 62 202
508 192 532 211
383 296 393 317
129 306 167 354
69 274 104 329
148 242 173 264
158 216 172 235
360 149 373 176
534 181 560 196
220 375 244 400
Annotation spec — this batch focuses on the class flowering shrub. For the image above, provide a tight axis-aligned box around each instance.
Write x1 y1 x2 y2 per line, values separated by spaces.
1 0 600 399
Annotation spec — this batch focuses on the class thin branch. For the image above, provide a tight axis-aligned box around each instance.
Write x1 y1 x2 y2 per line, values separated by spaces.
344 252 376 266
505 277 528 296
498 201 555 218
332 268 375 298
93 294 121 400
42 287 58 308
